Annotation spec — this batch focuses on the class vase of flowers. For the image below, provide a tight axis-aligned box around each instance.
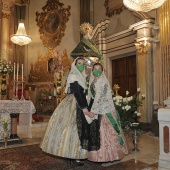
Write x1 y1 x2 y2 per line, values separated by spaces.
0 115 11 147
0 60 13 97
113 88 145 130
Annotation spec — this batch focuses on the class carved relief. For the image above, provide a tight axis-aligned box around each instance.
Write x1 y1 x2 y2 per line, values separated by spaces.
35 0 71 49
28 49 72 83
15 0 30 5
104 0 124 17
1 12 11 19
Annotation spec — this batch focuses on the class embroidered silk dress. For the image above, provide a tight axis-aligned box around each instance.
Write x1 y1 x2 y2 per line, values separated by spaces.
40 58 100 159
88 73 129 162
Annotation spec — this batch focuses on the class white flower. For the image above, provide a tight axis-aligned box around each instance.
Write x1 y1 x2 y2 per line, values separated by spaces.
125 105 131 111
127 97 132 101
137 112 141 116
137 88 140 92
126 91 129 96
115 102 119 106
134 111 137 114
142 94 145 98
122 106 125 110
0 116 11 124
123 98 127 102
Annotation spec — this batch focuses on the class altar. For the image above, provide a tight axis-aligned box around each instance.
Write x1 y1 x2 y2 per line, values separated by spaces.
0 100 36 141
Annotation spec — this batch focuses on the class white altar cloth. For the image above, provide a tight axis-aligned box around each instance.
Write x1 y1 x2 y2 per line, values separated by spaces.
0 100 36 138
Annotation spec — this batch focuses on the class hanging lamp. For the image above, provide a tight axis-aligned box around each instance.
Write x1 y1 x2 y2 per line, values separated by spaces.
11 21 32 46
123 0 166 12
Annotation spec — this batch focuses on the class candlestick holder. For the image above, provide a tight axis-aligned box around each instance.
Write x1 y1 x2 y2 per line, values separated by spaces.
20 80 25 100
15 80 19 100
130 123 142 152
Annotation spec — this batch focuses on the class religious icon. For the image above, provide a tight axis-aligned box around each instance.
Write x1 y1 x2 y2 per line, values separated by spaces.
43 12 60 35
47 58 56 73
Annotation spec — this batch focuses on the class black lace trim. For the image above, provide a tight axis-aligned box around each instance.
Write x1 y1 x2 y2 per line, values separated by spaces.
76 99 101 151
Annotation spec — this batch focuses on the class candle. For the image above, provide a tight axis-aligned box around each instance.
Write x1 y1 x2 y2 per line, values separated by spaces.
16 63 19 81
13 63 15 81
22 64 23 81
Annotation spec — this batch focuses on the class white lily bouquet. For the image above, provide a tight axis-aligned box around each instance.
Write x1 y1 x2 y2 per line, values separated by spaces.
113 88 145 129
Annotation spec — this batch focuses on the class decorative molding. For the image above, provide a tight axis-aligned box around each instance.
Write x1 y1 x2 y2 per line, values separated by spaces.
92 19 110 40
129 19 155 31
36 0 71 49
15 0 30 5
1 0 14 16
104 0 125 17
1 12 11 19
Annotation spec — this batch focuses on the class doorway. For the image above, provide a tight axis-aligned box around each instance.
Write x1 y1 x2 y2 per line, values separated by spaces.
112 55 137 97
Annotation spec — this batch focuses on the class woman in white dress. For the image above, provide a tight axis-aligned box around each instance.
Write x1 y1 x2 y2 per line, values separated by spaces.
40 57 96 166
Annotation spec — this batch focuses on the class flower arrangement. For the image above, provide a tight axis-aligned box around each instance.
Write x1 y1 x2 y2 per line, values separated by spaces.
0 116 11 131
113 88 145 129
0 60 13 75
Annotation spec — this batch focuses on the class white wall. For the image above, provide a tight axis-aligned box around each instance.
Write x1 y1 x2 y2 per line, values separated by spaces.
93 0 156 35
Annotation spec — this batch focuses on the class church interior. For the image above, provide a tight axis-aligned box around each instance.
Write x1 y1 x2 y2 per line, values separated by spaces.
0 0 170 169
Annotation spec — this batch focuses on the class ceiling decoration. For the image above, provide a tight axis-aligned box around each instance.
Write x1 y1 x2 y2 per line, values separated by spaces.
36 0 71 49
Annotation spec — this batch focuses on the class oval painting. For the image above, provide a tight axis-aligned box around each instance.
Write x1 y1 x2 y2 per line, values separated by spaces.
44 12 60 35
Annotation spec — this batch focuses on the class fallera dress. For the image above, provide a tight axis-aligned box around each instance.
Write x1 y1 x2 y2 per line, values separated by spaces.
87 73 129 162
40 58 100 159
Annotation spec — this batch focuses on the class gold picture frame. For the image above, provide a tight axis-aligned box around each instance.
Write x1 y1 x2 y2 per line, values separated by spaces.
36 0 71 49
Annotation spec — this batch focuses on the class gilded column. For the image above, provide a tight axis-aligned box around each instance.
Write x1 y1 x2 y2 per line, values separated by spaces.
159 0 170 106
0 0 14 61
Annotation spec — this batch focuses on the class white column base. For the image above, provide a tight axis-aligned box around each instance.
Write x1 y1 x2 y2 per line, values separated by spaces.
159 155 170 170
158 108 170 170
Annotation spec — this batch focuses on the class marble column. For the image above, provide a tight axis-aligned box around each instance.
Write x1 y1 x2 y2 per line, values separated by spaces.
129 19 156 122
0 0 14 61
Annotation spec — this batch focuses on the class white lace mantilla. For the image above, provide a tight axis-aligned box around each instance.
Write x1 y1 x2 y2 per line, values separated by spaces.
0 100 36 138
65 58 87 93
88 72 115 115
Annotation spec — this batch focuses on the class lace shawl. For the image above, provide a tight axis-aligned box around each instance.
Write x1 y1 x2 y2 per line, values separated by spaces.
65 58 87 93
88 72 115 115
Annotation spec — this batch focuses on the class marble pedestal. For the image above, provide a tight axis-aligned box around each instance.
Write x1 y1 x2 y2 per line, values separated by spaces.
158 108 170 170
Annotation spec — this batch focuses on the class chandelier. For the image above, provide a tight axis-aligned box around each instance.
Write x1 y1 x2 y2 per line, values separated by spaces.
11 22 32 46
123 0 166 12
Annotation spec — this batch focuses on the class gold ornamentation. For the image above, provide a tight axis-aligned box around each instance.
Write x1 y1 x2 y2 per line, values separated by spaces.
15 0 30 5
113 84 120 96
28 49 72 83
80 23 93 39
104 0 124 17
35 0 71 49
2 12 11 19
135 41 148 55
29 49 54 82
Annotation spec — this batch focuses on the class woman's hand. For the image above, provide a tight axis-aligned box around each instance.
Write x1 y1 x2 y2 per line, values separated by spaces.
82 108 89 115
88 112 95 118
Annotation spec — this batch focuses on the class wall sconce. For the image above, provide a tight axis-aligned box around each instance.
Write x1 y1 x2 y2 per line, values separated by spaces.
135 40 148 55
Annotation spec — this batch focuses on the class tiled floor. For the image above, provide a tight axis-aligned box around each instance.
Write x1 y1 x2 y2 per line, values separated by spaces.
0 120 159 169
